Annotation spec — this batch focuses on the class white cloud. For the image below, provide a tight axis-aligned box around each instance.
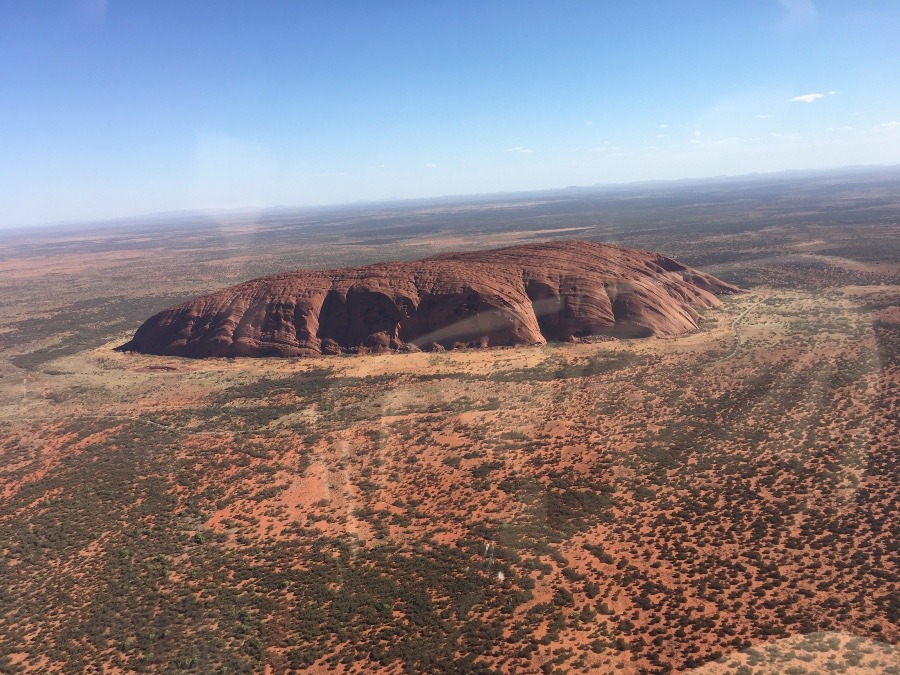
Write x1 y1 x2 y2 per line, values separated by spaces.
789 93 824 103
659 124 669 129
826 126 853 132
778 0 817 29
504 146 533 154
756 114 772 119
424 163 438 169
879 121 900 128
693 130 702 137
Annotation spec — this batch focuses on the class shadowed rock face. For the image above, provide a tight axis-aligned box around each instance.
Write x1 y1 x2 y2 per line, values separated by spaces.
117 240 740 358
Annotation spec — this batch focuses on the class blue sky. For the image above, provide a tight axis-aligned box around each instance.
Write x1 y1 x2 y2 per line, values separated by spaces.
2 0 899 228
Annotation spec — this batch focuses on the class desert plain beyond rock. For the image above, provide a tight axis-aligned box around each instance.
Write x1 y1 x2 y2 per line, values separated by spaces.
117 240 739 358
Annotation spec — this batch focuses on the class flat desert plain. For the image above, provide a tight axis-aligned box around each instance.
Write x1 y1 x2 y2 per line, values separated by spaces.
0 170 897 673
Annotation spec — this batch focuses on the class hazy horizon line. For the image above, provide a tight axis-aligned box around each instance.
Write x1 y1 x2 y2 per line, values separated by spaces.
6 161 899 235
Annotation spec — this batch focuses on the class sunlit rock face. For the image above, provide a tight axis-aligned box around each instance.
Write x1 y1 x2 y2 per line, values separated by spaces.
116 240 740 358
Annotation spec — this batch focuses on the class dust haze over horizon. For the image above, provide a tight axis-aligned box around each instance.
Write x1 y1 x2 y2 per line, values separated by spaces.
2 0 900 230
